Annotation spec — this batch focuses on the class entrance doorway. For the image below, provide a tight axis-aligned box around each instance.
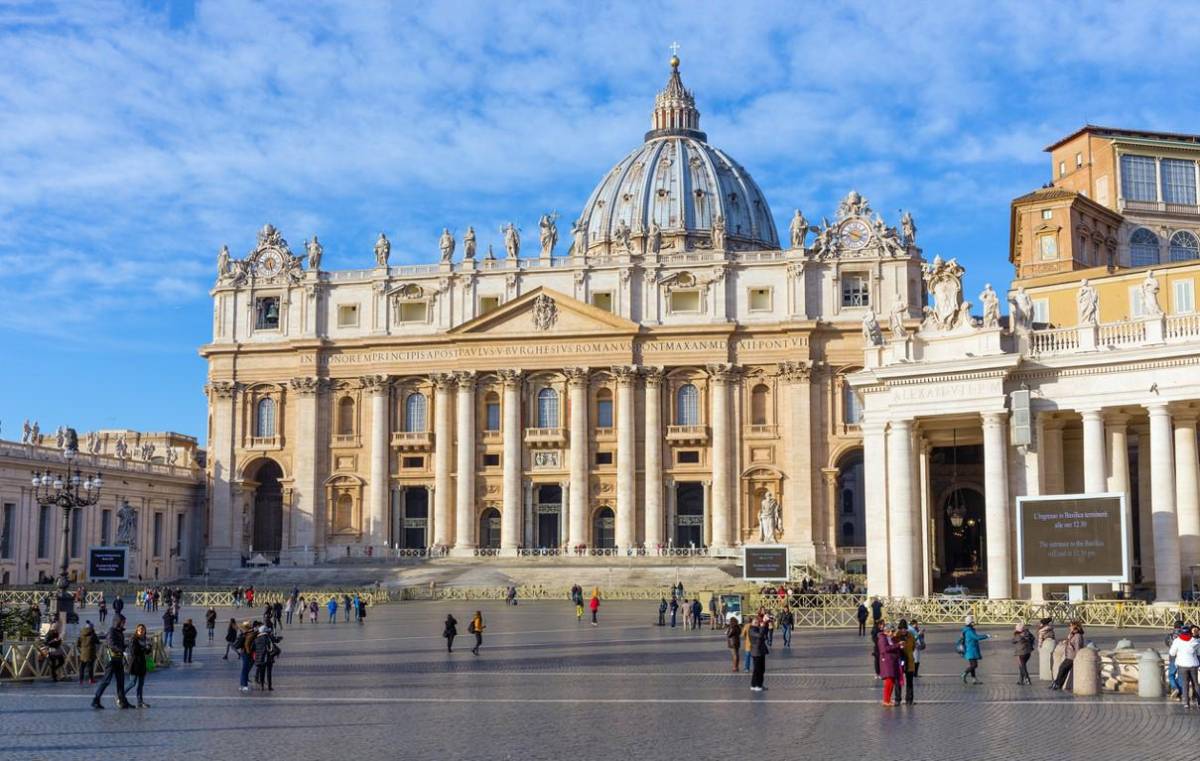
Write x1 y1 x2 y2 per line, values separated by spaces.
536 484 562 548
941 487 986 592
674 482 704 547
478 508 501 549
592 506 615 549
400 488 428 549
251 460 283 555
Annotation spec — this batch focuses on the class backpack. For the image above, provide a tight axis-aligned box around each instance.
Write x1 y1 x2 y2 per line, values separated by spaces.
467 621 478 635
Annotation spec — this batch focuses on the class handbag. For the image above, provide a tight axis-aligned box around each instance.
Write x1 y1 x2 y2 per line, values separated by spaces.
146 655 156 672
955 635 965 655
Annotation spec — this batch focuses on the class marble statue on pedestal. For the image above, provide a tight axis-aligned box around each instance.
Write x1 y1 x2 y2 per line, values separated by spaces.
1077 279 1099 325
463 227 476 259
1142 271 1163 316
539 212 558 257
1009 287 1034 332
889 298 908 340
901 211 917 246
789 209 809 249
758 491 781 542
503 223 520 259
980 284 1001 328
439 228 455 263
374 233 391 267
306 236 323 271
116 500 138 548
862 309 884 346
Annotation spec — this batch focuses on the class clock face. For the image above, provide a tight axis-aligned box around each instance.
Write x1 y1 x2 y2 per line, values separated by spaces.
840 219 871 249
258 250 284 277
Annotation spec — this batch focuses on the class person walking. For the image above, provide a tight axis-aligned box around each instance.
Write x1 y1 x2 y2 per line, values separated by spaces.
741 616 754 672
92 615 131 709
589 589 600 626
870 617 884 679
669 596 679 628
748 614 770 692
572 585 584 622
161 608 176 648
223 618 239 659
856 602 868 636
779 606 794 649
127 623 152 707
443 614 458 653
1012 623 1035 685
958 615 990 685
657 597 667 626
77 622 99 684
1050 621 1086 691
909 618 926 677
273 600 284 628
327 597 338 624
1167 619 1188 699
237 622 256 692
206 607 218 643
469 611 485 655
869 597 883 625
1169 624 1200 708
343 594 352 623
98 597 108 624
709 595 720 630
878 623 903 706
690 598 703 631
725 616 742 673
896 620 916 705
308 599 318 624
112 595 124 619
253 625 275 690
182 619 198 664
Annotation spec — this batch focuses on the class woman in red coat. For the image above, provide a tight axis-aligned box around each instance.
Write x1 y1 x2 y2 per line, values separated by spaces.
877 623 904 706
588 589 600 626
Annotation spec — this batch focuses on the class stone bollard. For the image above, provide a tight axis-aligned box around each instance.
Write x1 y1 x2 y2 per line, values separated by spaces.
1138 649 1165 698
1073 646 1100 696
1052 640 1068 687
1039 637 1056 681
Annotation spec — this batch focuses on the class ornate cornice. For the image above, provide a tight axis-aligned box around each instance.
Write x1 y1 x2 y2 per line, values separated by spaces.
205 381 239 400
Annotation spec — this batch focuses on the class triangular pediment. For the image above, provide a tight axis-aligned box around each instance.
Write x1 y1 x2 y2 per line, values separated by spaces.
451 287 639 336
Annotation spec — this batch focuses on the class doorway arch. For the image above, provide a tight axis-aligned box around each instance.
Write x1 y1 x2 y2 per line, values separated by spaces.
940 486 986 592
250 459 284 555
592 506 615 549
478 507 501 550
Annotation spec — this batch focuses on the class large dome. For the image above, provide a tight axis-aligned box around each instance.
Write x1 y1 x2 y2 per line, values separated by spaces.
576 58 779 256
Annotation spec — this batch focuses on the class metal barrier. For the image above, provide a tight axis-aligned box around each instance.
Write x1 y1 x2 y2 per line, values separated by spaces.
1 631 171 681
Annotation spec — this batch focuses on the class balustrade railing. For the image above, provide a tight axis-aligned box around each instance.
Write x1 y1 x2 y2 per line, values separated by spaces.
1029 326 1079 354
1097 319 1146 347
1166 312 1200 340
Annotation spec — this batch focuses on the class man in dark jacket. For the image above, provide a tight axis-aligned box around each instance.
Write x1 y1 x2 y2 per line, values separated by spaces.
162 609 176 647
856 602 869 636
181 619 198 663
657 598 667 626
77 622 100 684
112 596 124 617
869 597 884 624
92 616 131 709
690 599 703 631
748 614 770 691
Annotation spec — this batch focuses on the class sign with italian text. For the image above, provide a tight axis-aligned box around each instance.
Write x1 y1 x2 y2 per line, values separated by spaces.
88 546 129 581
1016 493 1128 584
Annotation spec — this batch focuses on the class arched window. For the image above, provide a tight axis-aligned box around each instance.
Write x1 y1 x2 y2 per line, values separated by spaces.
337 397 355 436
1130 228 1160 267
842 381 862 425
255 398 276 437
750 384 769 425
334 493 353 531
676 383 699 426
536 388 559 428
484 391 501 432
404 393 427 433
1169 231 1199 262
596 388 614 428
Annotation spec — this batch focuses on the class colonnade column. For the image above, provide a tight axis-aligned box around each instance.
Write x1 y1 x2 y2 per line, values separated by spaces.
1080 408 1107 494
643 368 664 548
886 418 917 597
566 367 589 548
1148 402 1181 601
614 365 638 550
499 369 523 553
1174 411 1200 577
288 377 323 564
204 381 238 569
432 374 455 547
780 362 814 559
363 374 391 548
708 363 734 550
981 411 1011 599
453 371 477 551
1106 413 1132 589
862 418 890 596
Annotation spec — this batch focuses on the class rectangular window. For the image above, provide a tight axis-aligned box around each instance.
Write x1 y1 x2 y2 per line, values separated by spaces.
336 304 359 328
1096 175 1110 206
596 398 614 428
1075 152 1083 168
153 512 163 558
0 503 13 559
842 384 862 425
175 513 185 557
483 453 500 468
398 301 428 323
591 292 613 312
100 509 112 546
1041 209 1053 220
485 401 501 432
1175 280 1196 314
479 295 500 314
1032 298 1050 325
748 287 772 311
676 450 700 464
70 508 82 558
840 274 869 307
37 505 51 559
669 290 700 313
402 456 425 469
1161 158 1197 205
1039 235 1058 260
1058 161 1066 177
1120 155 1157 202
595 451 613 466
1130 286 1145 318
255 296 281 329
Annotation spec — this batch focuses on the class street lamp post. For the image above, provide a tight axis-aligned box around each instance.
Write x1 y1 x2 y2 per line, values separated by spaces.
31 428 102 631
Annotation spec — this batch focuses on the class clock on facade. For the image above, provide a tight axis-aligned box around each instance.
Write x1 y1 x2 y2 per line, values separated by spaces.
257 249 285 277
839 219 871 250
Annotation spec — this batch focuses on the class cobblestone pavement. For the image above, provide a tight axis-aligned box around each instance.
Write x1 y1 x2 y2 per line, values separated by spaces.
2 601 1197 760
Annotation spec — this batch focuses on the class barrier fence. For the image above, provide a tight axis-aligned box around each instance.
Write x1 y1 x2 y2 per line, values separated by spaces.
0 588 389 610
0 631 170 682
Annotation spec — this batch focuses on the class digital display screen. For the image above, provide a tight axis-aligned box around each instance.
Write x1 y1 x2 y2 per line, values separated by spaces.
1017 494 1127 583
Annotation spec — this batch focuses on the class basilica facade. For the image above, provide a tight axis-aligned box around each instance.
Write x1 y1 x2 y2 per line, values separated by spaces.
200 58 924 570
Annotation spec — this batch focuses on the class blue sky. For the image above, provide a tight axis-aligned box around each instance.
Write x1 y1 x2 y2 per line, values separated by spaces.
2 0 1198 444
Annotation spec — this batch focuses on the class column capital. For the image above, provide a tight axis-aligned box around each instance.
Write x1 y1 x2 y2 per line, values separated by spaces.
1146 400 1173 416
888 417 914 432
288 376 326 396
706 362 739 383
1172 407 1199 425
642 366 665 387
776 360 811 383
452 370 477 390
497 368 523 388
205 380 239 399
1078 407 1105 421
981 410 1008 428
860 417 888 434
611 365 640 385
432 372 457 391
1104 411 1132 428
821 467 839 486
563 366 590 386
359 374 391 394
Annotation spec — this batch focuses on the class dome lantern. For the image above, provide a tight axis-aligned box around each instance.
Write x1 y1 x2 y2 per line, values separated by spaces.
646 55 706 142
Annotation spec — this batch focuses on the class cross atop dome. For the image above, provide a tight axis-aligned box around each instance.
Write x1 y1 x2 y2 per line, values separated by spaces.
646 47 706 142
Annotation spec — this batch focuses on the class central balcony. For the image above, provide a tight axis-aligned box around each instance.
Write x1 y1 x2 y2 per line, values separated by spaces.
666 425 709 445
524 427 567 447
391 431 433 451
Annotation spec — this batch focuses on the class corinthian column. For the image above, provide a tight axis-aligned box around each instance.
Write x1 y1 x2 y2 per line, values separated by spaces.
862 417 889 596
565 367 589 548
1148 402 1181 602
707 363 735 550
205 381 239 569
981 411 1011 599
362 374 391 548
499 369 523 553
613 365 639 550
432 373 455 547
1080 408 1107 494
454 371 477 550
779 361 813 558
643 367 665 548
288 376 324 564
887 418 917 598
